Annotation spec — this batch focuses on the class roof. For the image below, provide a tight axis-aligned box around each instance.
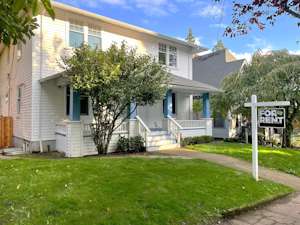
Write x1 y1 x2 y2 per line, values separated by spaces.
169 74 224 93
50 1 208 53
39 73 224 94
193 50 245 89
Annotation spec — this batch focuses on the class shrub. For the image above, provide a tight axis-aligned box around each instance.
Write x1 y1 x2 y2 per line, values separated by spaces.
117 135 146 153
117 135 130 152
181 136 214 146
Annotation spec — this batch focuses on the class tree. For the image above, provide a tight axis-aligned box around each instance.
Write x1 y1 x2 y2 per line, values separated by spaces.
185 27 197 44
212 39 227 52
1 0 55 47
193 99 203 119
212 49 300 148
210 0 300 37
59 42 171 155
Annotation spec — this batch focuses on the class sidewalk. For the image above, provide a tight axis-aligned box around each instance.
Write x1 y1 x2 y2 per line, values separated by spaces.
158 148 300 190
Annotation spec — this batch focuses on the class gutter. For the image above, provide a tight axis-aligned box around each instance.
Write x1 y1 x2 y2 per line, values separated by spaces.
170 84 225 94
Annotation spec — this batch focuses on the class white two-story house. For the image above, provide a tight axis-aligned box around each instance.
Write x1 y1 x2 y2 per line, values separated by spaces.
0 1 223 157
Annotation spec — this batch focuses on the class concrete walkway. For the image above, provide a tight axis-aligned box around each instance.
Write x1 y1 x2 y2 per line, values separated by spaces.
158 148 300 190
158 148 300 225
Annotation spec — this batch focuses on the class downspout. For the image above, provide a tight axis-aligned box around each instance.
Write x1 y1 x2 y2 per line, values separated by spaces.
39 13 43 153
7 74 10 116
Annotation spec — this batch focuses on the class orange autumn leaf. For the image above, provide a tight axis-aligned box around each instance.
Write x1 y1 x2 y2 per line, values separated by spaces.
17 184 20 190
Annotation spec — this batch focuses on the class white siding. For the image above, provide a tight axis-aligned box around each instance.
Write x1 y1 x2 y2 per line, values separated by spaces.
181 129 206 138
0 38 32 143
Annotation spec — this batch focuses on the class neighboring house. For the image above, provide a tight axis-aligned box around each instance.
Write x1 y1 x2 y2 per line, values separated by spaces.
193 49 246 139
0 1 223 157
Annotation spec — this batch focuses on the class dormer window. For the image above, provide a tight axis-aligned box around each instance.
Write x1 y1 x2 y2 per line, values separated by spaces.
69 20 84 47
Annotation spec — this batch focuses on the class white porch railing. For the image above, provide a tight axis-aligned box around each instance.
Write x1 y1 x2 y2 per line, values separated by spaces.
83 122 129 135
136 116 151 147
176 120 205 129
167 115 182 143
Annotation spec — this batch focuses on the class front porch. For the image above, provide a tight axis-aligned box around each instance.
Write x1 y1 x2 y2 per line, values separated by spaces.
40 74 223 157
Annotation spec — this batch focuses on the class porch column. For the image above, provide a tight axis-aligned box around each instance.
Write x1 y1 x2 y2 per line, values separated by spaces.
69 86 81 121
164 89 172 118
203 93 210 118
127 102 136 119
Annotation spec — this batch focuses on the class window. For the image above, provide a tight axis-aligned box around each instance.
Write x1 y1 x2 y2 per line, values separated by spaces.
66 87 89 115
158 43 167 65
88 25 101 50
69 20 84 47
17 42 22 60
5 93 8 102
163 93 176 114
17 88 21 117
7 48 10 64
214 113 224 127
158 43 177 67
169 46 177 67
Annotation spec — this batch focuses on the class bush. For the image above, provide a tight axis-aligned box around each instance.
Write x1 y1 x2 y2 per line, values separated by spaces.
117 135 146 153
181 136 214 146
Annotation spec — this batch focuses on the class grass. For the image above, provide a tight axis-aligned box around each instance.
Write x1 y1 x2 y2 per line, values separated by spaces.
186 142 300 177
0 158 293 224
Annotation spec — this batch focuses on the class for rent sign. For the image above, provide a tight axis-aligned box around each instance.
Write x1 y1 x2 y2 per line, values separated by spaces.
258 108 285 128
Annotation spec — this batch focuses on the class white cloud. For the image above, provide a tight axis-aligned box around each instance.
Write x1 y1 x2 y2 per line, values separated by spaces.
246 36 273 51
209 23 227 28
192 4 224 18
174 36 204 46
231 48 273 63
289 50 300 55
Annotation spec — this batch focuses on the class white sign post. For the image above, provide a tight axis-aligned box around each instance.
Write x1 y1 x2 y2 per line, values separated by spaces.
244 95 290 180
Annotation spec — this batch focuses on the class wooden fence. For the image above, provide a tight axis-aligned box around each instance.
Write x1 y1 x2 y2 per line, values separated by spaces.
0 117 13 148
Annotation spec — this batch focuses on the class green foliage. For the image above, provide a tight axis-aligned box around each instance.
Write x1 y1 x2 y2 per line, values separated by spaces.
116 135 130 152
193 99 202 119
60 42 171 155
185 27 197 44
181 136 214 146
186 142 300 177
257 132 265 138
212 39 227 52
212 49 300 148
0 0 55 47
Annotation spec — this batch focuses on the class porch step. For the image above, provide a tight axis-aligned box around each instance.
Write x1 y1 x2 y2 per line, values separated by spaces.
148 139 176 146
2 148 29 156
149 131 168 136
147 143 180 151
148 135 173 141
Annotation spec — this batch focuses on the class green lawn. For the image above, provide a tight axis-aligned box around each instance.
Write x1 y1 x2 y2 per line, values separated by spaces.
186 142 300 177
0 158 293 224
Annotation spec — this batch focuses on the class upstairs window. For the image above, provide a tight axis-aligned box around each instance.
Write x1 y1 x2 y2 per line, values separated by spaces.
16 88 21 117
88 25 101 50
66 87 89 116
158 43 167 65
17 42 22 60
69 20 84 47
169 46 177 67
158 43 177 68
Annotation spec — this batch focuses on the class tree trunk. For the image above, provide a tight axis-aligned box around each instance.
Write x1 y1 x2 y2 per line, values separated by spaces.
282 106 297 148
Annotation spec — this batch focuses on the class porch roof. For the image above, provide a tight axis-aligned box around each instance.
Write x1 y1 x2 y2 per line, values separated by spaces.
169 74 224 94
39 73 224 94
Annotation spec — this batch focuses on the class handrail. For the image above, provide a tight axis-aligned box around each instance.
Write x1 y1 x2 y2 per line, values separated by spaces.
167 115 183 129
136 116 151 132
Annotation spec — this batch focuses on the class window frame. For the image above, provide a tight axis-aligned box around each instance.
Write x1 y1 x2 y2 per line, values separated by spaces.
69 19 84 48
16 87 21 117
158 42 178 69
66 87 89 116
88 24 101 50
214 113 225 128
17 42 22 60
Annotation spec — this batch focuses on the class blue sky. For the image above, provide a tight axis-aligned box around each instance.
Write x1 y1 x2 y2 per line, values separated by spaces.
56 0 300 62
